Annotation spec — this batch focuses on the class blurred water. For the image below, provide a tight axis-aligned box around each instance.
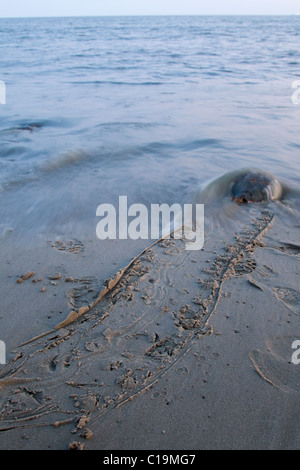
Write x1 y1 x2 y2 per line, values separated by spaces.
0 15 299 243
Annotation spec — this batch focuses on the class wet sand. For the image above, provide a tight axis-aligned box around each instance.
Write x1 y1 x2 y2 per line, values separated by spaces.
0 206 299 450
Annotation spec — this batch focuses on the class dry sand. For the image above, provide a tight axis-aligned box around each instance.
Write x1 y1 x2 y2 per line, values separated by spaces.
0 206 299 450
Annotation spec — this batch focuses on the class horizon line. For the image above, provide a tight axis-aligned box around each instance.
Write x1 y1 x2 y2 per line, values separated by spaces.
0 13 299 19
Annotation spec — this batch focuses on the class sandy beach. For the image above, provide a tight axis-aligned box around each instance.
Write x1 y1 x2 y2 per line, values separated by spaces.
0 202 299 450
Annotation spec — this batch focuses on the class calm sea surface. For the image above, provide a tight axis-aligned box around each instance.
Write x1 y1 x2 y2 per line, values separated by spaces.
0 16 299 243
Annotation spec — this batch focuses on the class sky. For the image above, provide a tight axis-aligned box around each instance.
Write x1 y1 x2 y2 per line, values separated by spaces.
0 0 299 17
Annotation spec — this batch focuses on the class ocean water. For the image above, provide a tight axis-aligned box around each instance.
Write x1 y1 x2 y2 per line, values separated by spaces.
0 15 299 245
